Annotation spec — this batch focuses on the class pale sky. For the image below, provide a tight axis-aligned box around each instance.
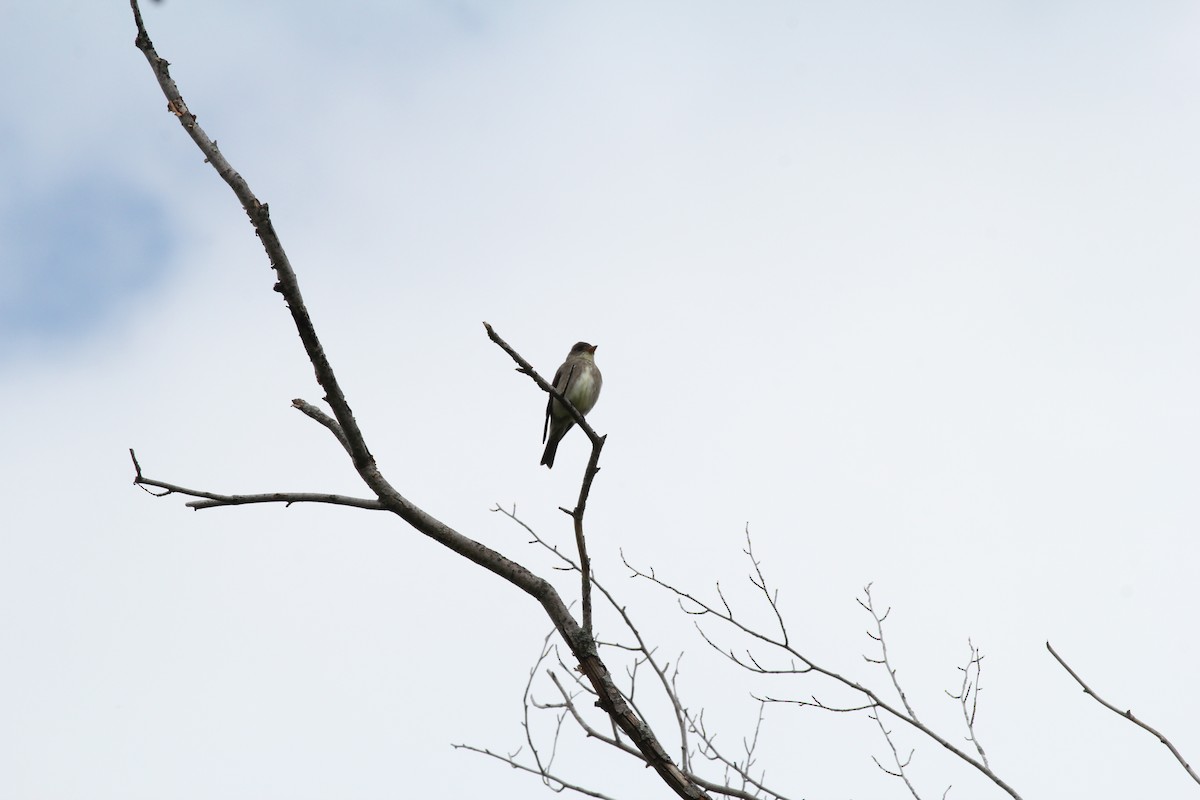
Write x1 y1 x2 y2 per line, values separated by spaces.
2 2 1199 798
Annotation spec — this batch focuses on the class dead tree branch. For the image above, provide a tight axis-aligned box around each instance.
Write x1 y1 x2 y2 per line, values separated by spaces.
485 323 605 637
624 530 1024 800
868 710 923 800
130 449 383 510
126 3 705 796
449 744 619 800
946 640 990 771
860 582 920 722
467 508 791 799
1047 641 1199 787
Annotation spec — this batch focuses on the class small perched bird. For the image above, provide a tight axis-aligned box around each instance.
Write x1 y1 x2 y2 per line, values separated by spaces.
541 342 603 469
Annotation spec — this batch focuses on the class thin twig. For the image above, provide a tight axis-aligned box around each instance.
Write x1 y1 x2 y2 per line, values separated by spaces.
687 705 790 800
1047 641 1199 786
450 744 619 800
496 508 792 799
499 506 694 772
945 640 989 770
626 540 1024 800
521 632 564 783
869 710 923 800
859 583 919 722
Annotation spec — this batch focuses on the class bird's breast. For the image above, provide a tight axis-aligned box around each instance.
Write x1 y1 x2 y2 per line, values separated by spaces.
565 370 600 415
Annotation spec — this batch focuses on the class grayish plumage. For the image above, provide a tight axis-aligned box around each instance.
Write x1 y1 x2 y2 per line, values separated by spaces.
541 342 602 468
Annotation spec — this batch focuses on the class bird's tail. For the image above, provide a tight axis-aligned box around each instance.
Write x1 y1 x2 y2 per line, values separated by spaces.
540 434 560 469
541 421 574 469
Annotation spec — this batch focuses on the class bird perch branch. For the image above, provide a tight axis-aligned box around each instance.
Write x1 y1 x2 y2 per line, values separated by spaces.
126 3 704 797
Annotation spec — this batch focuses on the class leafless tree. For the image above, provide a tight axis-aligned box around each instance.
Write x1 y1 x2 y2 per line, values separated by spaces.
461 518 1199 799
123 3 1197 797
125 1 708 796
465 523 1023 799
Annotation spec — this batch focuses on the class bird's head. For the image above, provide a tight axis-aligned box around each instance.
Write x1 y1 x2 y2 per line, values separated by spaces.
571 342 598 357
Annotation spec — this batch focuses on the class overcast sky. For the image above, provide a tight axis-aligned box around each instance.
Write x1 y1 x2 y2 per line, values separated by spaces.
2 2 1199 798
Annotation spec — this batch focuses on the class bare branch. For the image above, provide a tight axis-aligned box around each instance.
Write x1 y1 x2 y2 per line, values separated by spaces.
754 694 875 714
548 671 644 759
130 1 377 476
687 704 791 800
451 744 620 800
483 323 602 450
741 528 788 646
623 551 812 676
1047 641 1199 786
521 633 566 783
291 398 352 456
600 602 690 772
945 640 990 770
499 507 695 770
130 450 383 510
627 540 1025 799
545 668 790 800
496 509 794 799
869 710 924 800
127 6 705 797
484 323 605 637
859 583 919 722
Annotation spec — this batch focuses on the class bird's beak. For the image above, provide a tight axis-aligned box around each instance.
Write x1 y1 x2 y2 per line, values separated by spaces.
588 344 598 354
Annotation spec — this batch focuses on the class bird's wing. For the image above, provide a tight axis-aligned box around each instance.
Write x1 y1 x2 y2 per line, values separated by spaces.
542 361 576 442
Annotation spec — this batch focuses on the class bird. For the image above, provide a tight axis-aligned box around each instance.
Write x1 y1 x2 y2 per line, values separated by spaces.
541 341 602 468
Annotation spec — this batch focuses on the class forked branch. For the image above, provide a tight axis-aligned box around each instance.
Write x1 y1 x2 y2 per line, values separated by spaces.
125 3 704 797
485 322 605 636
626 530 1024 800
469 508 791 799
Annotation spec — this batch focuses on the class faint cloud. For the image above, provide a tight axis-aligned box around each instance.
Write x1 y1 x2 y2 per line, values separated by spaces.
0 174 173 351
435 0 496 35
